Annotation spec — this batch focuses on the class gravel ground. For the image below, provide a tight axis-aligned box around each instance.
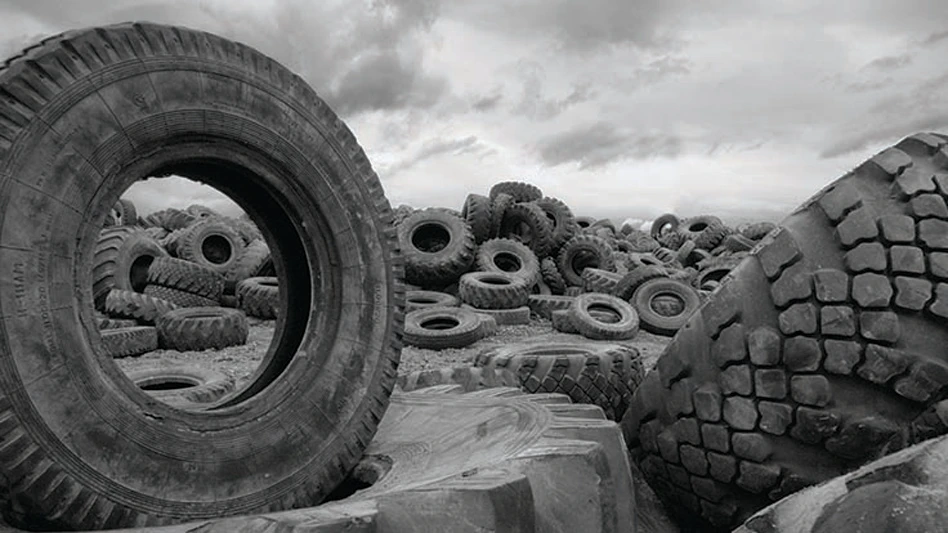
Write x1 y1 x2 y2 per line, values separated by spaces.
114 315 671 393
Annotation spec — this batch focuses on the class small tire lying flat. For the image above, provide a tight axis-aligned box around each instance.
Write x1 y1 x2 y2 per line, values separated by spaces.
404 307 490 350
100 326 158 358
156 307 250 351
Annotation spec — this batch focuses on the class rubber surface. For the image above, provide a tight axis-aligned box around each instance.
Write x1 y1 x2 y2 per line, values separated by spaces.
557 235 616 287
92 227 168 310
459 271 532 310
127 364 235 406
156 307 250 351
404 307 487 350
399 208 476 287
622 132 948 530
236 277 279 319
100 326 158 358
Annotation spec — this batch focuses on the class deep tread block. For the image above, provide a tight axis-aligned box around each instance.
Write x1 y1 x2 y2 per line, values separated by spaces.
813 269 850 303
851 273 893 308
836 208 879 248
894 277 933 310
723 397 758 431
784 336 823 372
889 246 925 274
758 402 793 436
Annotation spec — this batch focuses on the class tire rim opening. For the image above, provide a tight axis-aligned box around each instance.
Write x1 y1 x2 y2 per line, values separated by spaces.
412 223 451 253
588 304 621 323
129 255 155 293
688 222 708 232
137 377 200 391
650 291 687 317
570 251 600 276
201 234 233 265
420 317 460 330
481 276 511 286
493 252 522 273
410 297 437 304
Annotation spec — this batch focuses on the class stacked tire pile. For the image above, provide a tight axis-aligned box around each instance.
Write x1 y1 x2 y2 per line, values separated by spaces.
396 180 779 348
94 201 281 359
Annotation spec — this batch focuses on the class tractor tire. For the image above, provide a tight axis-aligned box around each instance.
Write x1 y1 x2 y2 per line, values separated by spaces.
536 196 578 252
145 256 226 301
527 294 576 320
396 365 519 392
475 238 541 286
614 266 670 301
141 207 197 231
0 23 403 530
156 307 249 351
622 132 948 530
106 198 138 227
236 277 280 319
458 271 531 310
461 193 492 244
97 317 137 330
498 202 554 258
105 289 179 325
176 218 246 276
92 227 168 310
651 214 681 239
489 181 543 202
224 239 271 293
100 326 158 358
557 235 616 287
399 208 476 288
582 267 623 295
489 192 516 239
541 257 568 295
143 285 220 308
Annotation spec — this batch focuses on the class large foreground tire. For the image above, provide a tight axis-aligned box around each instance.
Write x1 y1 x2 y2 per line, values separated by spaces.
623 132 948 530
0 23 403 530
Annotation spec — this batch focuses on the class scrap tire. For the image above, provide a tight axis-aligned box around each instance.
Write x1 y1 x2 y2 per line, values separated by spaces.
632 278 702 336
224 239 270 293
127 365 235 406
622 132 948 531
146 256 226 300
475 341 646 421
498 201 554 257
489 193 516 238
0 23 404 530
527 294 576 320
557 234 616 287
396 365 519 392
569 293 640 340
475 238 541 286
541 257 568 295
176 218 246 276
535 196 577 251
582 267 622 295
105 289 180 325
141 207 197 231
651 213 680 238
108 198 138 227
156 307 249 351
143 285 220 308
97 317 137 330
461 193 492 244
458 271 531 310
405 290 460 313
398 208 476 287
613 266 669 301
462 304 532 326
100 326 158 359
489 181 543 202
236 277 280 319
92 227 168 310
404 307 486 350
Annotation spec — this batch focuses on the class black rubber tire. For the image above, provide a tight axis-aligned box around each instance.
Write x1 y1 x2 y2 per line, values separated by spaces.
143 227 169 241
458 271 531 310
404 307 487 350
489 193 516 239
623 132 948 530
696 261 740 290
541 257 568 295
632 278 702 336
475 341 646 421
569 293 640 340
551 309 579 333
740 221 777 240
463 304 532 326
557 235 617 287
105 289 180 325
535 197 577 252
156 307 249 351
405 290 460 313
158 227 189 256
651 214 681 239
106 198 138 227
97 317 138 330
575 215 597 229
614 266 670 301
528 294 576 319
475 238 541 286
399 208 476 287
141 208 197 231
100 326 158 359
185 204 220 220
626 232 661 253
92 227 168 310
0 23 403 530
176 218 247 276
461 193 493 244
146 256 226 300
627 252 668 270
498 202 554 258
224 239 271 293
396 365 520 393
236 277 280 319
724 234 757 252
695 224 731 251
489 181 543 202
582 268 623 294
657 230 687 251
127 364 235 406
143 285 220 308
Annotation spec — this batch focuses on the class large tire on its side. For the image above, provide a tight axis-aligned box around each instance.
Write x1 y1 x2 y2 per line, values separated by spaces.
404 307 487 350
622 133 948 530
92 227 168 310
398 208 476 288
631 278 702 336
105 289 180 325
143 285 220 308
458 271 532 310
156 307 249 351
236 276 280 319
145 256 226 301
127 365 235 406
0 23 403 530
569 293 640 340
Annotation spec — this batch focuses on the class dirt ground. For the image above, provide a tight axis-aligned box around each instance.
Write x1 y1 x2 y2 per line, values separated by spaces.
115 315 672 392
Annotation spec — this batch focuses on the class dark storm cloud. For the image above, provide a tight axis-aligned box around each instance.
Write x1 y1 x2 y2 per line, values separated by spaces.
514 62 594 120
922 29 948 46
537 122 682 169
328 50 448 114
472 92 503 112
384 135 489 176
862 55 912 71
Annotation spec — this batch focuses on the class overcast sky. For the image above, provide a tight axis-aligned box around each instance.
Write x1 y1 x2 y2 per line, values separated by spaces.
2 0 948 225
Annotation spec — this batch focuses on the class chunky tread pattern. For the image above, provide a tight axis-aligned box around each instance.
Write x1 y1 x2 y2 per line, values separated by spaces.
176 219 246 275
146 256 225 301
100 327 158 358
557 234 616 287
498 202 554 258
143 285 219 308
235 277 279 319
535 196 577 252
527 295 576 320
461 193 492 244
540 257 567 295
104 289 179 325
224 239 270 293
474 238 540 286
489 181 543 202
582 267 622 295
92 228 167 310
156 307 249 351
399 208 476 287
458 271 531 310
624 132 948 530
396 365 520 392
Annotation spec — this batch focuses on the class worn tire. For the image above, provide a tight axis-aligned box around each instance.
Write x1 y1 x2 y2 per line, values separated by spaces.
536 196 577 251
541 257 568 295
474 238 541 286
462 304 531 326
156 307 249 351
582 267 623 295
405 290 460 313
100 326 158 359
127 364 235 406
106 198 138 227
461 193 492 244
105 289 180 325
632 278 702 336
92 227 168 310
614 266 669 301
569 293 640 340
143 284 220 308
404 307 487 350
97 317 138 330
557 235 616 287
623 132 948 530
176 218 246 276
399 208 476 287
498 201 554 258
458 271 531 310
0 23 403 530
142 207 197 231
651 214 681 239
475 341 646 421
224 239 271 293
145 256 226 300
236 277 280 319
489 181 543 202
396 365 520 392
528 294 576 320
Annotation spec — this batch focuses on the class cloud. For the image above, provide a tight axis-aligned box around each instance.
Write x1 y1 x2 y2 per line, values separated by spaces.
536 122 683 169
512 61 594 120
862 54 912 71
922 29 948 46
383 135 492 177
472 92 503 112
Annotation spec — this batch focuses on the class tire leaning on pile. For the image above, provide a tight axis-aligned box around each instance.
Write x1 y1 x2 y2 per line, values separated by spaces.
0 23 403 529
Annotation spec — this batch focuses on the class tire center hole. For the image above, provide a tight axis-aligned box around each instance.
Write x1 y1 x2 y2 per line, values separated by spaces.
493 252 522 273
137 378 200 391
571 251 599 275
410 297 437 304
412 223 450 253
129 255 155 293
420 317 460 330
689 222 708 232
650 292 686 317
481 276 511 286
588 304 621 323
202 234 233 264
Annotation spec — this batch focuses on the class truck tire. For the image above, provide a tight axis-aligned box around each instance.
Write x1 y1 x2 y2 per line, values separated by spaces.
0 23 402 530
92 227 168 310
